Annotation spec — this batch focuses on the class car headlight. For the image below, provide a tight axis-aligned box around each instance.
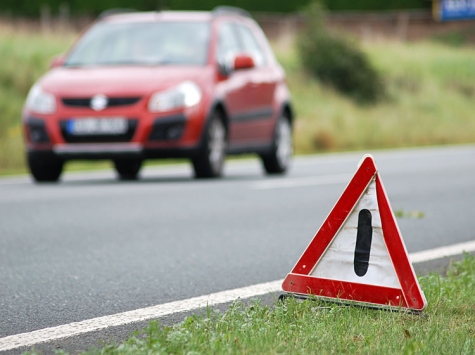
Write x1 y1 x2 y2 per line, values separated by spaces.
25 84 56 114
148 81 202 112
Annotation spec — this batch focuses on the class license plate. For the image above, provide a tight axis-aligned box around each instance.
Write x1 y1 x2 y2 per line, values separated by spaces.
67 117 128 135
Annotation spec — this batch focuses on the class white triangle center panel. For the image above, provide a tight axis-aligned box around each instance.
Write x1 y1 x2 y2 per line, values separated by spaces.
310 177 401 289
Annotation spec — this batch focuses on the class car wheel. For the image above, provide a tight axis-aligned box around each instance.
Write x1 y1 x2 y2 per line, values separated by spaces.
261 115 293 175
113 159 142 180
192 112 227 178
27 152 63 183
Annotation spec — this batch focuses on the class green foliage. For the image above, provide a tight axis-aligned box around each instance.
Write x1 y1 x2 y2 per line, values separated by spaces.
0 0 431 16
276 38 475 154
322 0 429 11
0 0 310 15
297 1 385 104
0 27 73 174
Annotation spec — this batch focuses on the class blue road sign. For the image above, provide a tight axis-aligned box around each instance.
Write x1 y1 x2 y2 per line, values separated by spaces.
434 0 475 21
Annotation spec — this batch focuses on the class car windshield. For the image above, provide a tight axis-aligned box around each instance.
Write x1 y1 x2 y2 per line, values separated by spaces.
65 21 210 67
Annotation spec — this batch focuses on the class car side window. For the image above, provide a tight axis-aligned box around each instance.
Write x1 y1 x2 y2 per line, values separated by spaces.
235 24 267 67
217 22 241 68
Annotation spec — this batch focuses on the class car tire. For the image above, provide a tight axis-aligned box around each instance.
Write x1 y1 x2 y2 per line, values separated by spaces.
113 159 142 180
27 152 63 183
261 115 293 175
192 112 227 179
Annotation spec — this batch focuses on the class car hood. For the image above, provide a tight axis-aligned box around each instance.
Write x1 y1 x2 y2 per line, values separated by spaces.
39 66 212 97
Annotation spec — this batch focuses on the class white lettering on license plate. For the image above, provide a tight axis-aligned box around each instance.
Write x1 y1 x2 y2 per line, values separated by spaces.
68 118 128 135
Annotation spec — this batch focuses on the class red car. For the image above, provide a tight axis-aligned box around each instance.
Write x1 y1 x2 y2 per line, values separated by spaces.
23 7 294 182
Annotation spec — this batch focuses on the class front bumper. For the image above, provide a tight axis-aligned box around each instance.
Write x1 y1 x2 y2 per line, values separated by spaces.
30 142 203 161
25 112 205 161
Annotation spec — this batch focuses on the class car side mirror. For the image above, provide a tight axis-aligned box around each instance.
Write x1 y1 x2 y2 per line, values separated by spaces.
233 54 255 71
218 53 255 77
50 54 65 68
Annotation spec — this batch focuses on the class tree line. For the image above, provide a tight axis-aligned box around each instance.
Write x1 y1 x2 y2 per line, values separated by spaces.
0 0 431 16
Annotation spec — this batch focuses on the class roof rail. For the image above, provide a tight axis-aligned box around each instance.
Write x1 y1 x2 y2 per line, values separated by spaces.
212 6 251 18
98 8 137 19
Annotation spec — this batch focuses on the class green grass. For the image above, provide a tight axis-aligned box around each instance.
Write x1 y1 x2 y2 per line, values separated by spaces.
2 25 475 176
26 254 475 354
274 39 475 154
0 24 74 175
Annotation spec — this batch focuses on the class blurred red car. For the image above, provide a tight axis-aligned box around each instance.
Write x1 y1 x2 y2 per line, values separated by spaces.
23 7 294 182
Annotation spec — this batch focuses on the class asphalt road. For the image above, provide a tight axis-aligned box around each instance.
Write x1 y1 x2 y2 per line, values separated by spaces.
1 145 475 350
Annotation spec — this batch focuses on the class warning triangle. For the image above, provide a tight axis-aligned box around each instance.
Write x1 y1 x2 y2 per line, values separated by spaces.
282 155 427 311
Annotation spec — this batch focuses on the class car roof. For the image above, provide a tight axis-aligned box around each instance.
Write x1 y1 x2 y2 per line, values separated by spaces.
99 8 252 24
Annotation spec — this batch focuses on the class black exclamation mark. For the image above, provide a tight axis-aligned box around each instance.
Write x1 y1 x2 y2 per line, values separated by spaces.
354 209 373 277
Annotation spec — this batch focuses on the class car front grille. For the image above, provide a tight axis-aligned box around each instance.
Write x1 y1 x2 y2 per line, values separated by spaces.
61 97 141 108
59 119 138 143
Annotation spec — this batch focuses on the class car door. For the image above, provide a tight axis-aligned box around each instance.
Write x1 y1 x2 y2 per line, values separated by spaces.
216 21 254 147
234 22 277 144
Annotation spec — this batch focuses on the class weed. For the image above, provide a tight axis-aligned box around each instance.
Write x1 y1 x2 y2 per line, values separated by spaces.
297 1 385 104
394 210 425 219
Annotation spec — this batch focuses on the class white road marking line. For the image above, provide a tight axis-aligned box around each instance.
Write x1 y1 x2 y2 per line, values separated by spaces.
1 241 475 351
409 240 475 264
0 281 281 351
251 174 350 190
0 177 31 186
